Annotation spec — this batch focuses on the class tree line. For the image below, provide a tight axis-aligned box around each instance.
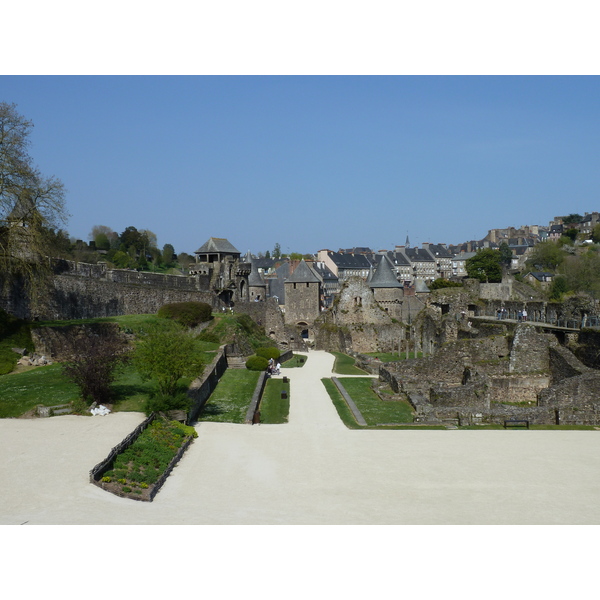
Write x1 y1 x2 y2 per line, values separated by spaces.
52 224 195 273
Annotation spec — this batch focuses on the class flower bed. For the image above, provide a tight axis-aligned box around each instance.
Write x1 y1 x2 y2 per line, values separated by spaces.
93 415 197 501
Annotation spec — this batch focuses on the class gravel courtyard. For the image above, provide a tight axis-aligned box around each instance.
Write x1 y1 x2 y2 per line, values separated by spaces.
2 351 600 525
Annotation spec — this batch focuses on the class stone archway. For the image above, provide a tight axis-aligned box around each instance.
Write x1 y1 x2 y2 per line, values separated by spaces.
297 321 309 339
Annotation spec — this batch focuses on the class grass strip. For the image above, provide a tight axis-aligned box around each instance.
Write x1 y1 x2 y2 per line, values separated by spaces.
330 351 367 375
259 378 290 423
197 368 260 423
281 354 306 368
322 378 362 429
338 377 415 425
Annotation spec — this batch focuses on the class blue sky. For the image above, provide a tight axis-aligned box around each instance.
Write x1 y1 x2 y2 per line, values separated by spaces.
2 75 599 256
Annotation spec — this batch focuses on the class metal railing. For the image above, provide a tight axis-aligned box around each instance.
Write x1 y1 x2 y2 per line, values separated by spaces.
476 307 600 330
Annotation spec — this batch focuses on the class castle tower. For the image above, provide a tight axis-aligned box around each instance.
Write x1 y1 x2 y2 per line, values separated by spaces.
193 237 249 305
284 260 321 340
248 256 267 302
369 255 404 318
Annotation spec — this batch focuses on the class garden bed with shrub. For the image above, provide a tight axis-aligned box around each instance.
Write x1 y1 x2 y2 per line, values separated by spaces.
92 414 197 501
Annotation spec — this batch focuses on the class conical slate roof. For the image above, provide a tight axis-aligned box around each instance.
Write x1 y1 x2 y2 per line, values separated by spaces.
286 260 320 283
195 237 240 255
248 259 266 287
369 256 402 288
415 278 430 293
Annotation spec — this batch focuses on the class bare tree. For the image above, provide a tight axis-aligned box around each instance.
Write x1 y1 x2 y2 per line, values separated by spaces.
61 324 130 406
0 102 68 307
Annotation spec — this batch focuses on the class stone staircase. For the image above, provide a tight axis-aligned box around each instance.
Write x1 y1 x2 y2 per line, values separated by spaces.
37 403 73 417
227 356 247 369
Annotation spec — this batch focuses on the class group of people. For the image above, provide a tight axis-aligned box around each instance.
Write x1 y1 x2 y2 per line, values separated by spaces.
496 307 528 321
267 357 281 376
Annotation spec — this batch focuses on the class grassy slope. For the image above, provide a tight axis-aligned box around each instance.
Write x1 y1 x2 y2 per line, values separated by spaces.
0 314 222 417
330 351 367 375
0 364 80 418
338 377 415 425
196 369 260 423
260 378 290 424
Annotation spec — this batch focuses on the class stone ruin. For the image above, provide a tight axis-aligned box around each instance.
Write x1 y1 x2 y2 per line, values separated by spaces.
379 319 600 427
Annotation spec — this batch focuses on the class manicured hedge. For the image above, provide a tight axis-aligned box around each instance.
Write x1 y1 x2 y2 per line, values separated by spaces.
255 346 280 361
157 302 212 327
245 355 269 371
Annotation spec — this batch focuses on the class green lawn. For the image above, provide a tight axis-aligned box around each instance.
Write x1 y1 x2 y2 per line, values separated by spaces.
322 377 415 427
196 369 260 423
281 354 306 368
330 351 367 375
259 377 290 423
338 377 415 425
322 378 362 429
0 364 80 418
110 363 158 412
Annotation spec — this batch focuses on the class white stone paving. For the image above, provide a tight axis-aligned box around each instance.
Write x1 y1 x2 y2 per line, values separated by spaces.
1 350 600 524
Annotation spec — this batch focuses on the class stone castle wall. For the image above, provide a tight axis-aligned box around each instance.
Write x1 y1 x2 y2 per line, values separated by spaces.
284 281 321 326
1 260 218 320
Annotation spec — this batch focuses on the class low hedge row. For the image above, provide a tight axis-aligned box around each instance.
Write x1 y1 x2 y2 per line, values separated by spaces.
157 301 213 327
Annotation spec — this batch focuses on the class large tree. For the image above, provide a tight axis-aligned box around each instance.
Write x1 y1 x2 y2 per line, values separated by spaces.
0 102 68 303
465 248 502 283
133 322 204 396
526 241 566 272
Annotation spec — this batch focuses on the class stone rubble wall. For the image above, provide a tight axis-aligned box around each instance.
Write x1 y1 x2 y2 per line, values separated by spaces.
30 322 126 360
379 320 600 425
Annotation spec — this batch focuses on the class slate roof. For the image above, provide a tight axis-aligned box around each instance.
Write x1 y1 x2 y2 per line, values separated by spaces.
452 252 477 261
386 251 411 266
311 262 337 282
286 260 321 283
369 256 403 288
327 251 372 269
427 244 453 259
403 247 434 262
195 237 240 255
526 271 554 282
248 260 266 287
267 262 289 304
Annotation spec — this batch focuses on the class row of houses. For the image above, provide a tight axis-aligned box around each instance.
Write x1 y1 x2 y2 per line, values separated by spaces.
196 211 600 318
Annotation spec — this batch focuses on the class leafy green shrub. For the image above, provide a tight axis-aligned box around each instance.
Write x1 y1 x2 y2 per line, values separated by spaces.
134 322 204 396
245 355 269 371
158 302 213 327
144 391 191 416
255 347 280 361
429 278 463 290
197 330 220 344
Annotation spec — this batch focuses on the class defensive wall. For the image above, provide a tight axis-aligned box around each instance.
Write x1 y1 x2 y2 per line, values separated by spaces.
1 259 216 320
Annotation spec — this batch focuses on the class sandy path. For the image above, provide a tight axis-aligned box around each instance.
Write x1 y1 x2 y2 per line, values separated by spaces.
1 350 600 524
